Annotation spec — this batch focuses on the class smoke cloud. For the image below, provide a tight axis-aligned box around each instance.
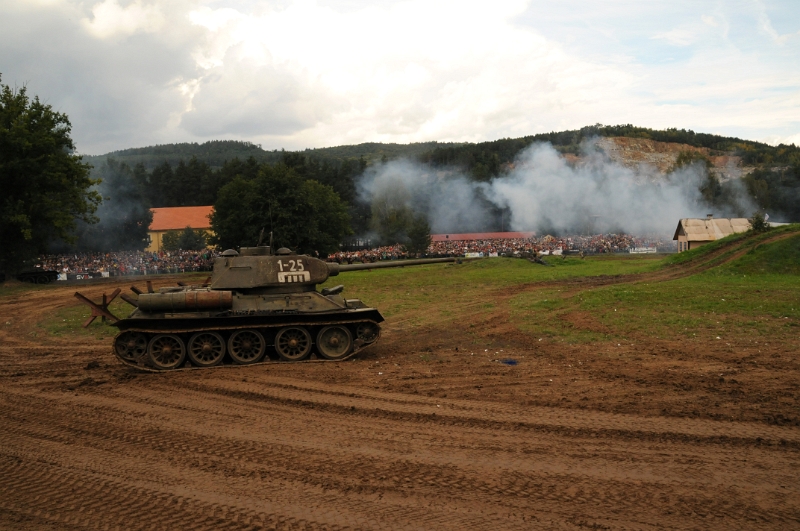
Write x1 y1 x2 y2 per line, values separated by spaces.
357 140 757 236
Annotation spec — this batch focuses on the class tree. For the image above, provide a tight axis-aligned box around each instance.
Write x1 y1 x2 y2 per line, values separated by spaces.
174 156 214 205
162 226 208 250
370 181 413 245
406 214 432 255
749 211 771 233
148 161 174 207
211 164 351 255
0 75 100 271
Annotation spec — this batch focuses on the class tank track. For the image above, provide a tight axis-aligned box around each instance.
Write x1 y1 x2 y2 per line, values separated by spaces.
112 319 381 372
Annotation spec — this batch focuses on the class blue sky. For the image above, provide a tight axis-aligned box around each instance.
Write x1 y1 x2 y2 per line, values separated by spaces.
1 0 798 154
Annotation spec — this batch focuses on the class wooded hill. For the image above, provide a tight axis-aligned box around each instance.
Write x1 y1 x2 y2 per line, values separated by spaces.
76 125 799 254
84 124 799 176
85 140 464 171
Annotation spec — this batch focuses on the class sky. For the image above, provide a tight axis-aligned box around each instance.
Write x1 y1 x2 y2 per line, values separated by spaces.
1 0 799 155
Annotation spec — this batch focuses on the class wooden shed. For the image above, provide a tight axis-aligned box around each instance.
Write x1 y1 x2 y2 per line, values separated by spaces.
673 215 750 252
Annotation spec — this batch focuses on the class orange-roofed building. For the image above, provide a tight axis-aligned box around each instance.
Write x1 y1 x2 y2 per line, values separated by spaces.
146 206 215 252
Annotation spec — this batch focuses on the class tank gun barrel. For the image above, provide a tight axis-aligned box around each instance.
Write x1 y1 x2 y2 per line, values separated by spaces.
328 257 457 276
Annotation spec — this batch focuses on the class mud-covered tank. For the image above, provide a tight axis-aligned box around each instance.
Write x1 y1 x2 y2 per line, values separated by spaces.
94 247 456 371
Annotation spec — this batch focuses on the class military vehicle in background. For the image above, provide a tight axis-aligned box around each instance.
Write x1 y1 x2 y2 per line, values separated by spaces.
77 246 456 371
0 268 59 284
16 269 59 284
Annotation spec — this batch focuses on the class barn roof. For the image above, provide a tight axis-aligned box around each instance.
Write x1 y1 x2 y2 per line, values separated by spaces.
431 232 535 242
150 206 213 231
673 217 750 241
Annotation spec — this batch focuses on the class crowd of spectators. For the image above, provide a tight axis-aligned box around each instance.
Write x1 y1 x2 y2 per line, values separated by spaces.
328 245 410 264
329 234 675 262
33 233 674 276
35 250 216 276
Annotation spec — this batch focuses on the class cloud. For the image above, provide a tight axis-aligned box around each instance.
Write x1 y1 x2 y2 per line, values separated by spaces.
0 0 198 153
652 26 701 47
180 0 628 145
701 15 718 28
82 0 165 39
180 57 338 137
0 0 797 154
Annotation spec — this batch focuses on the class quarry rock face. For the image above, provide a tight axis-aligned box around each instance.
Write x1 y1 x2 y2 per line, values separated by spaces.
596 137 754 181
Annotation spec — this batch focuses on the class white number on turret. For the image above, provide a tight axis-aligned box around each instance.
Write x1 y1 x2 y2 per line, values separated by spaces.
278 259 305 272
277 259 310 283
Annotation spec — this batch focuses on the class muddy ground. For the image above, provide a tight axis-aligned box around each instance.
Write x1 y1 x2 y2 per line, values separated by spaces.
1 274 798 530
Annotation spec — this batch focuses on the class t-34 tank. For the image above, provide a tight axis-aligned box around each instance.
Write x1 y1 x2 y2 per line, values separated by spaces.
83 247 456 371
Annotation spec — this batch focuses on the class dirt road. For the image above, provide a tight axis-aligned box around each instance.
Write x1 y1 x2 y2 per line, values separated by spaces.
1 277 798 530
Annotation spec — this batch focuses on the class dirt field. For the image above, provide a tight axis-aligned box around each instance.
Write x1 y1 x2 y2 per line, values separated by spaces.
1 252 799 529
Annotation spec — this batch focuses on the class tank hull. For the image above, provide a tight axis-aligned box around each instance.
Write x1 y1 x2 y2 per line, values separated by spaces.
112 307 383 371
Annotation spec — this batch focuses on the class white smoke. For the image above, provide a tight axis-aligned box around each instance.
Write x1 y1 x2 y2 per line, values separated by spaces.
357 158 494 233
357 140 755 236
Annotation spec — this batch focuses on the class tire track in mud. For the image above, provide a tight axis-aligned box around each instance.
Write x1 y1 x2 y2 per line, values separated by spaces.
0 395 541 530
0 455 361 531
161 376 800 446
2 383 798 530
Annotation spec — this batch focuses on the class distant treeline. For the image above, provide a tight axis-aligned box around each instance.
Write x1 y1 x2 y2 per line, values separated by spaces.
74 125 799 254
85 125 800 183
124 153 363 213
85 140 464 171
81 152 374 254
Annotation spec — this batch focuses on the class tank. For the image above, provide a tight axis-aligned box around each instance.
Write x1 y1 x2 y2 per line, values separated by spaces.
79 247 457 371
17 269 59 284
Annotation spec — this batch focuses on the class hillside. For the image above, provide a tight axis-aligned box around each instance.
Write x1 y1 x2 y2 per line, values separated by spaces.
84 140 465 171
76 125 798 245
84 124 799 178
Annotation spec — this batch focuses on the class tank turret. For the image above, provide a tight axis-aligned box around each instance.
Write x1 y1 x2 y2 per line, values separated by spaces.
77 247 458 371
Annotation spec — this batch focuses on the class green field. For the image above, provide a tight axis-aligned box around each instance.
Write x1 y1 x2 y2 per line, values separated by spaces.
2 226 798 349
327 227 800 348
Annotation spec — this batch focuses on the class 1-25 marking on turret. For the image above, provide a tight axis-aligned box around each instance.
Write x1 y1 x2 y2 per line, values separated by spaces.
277 259 305 272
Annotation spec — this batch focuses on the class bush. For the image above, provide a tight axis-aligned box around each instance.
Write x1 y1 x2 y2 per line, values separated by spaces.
750 212 770 233
162 226 208 250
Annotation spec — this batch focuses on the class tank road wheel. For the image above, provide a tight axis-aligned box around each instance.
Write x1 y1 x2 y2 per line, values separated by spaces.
316 326 353 360
356 322 380 344
228 330 266 364
275 327 312 361
114 332 148 362
187 332 226 367
148 334 186 370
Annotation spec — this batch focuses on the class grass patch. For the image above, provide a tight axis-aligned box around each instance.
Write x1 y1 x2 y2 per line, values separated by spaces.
0 281 54 298
721 233 800 275
509 288 609 343
577 275 799 340
22 235 799 348
325 256 661 328
39 298 131 339
326 238 799 346
664 224 800 267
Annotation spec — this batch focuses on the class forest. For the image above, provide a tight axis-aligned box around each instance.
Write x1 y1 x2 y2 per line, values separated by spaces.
73 125 799 255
